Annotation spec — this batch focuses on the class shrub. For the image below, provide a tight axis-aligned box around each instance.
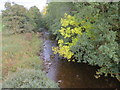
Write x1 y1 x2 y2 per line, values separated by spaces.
2 69 59 88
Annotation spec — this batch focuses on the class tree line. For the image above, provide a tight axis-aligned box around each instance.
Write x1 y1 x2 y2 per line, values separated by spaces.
2 2 43 34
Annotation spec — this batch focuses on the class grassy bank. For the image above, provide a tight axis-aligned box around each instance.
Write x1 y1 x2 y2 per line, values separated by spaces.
2 32 58 88
2 33 42 77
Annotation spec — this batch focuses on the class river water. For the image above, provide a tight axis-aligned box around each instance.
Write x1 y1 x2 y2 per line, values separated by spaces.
42 31 120 88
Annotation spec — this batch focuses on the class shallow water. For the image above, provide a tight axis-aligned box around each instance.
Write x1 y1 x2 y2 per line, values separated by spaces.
42 31 120 88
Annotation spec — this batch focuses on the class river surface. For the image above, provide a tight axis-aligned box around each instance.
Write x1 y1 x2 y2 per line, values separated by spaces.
42 31 120 88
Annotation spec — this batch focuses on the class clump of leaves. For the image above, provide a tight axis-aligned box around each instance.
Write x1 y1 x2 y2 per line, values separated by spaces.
52 13 93 61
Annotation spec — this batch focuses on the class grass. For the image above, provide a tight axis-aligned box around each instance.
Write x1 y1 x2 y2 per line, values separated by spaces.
0 24 2 32
2 33 43 78
2 32 58 88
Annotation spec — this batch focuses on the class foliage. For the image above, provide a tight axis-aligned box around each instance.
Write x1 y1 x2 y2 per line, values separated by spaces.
2 2 42 33
43 2 73 34
2 69 59 88
52 13 93 60
46 2 120 81
27 6 43 31
42 6 48 15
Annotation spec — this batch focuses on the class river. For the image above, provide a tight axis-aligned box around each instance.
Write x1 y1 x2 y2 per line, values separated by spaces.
42 31 120 88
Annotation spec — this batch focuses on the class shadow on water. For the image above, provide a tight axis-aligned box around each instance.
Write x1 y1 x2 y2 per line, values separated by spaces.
42 31 120 88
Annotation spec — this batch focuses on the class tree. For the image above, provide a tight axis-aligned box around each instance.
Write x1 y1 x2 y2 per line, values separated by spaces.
28 6 43 31
4 2 11 9
2 2 42 33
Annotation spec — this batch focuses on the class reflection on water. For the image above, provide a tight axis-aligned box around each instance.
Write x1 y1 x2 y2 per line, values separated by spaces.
43 31 120 88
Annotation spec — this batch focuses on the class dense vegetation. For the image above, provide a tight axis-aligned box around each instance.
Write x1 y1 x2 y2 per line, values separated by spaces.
43 2 120 81
2 2 58 88
3 69 58 88
2 2 43 33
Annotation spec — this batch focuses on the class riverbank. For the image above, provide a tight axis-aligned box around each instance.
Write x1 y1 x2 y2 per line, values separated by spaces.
2 32 58 88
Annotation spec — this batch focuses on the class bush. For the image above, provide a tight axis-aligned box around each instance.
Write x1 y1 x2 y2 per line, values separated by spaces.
2 69 59 88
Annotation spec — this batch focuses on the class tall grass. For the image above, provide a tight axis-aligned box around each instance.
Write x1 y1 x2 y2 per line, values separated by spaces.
2 33 43 77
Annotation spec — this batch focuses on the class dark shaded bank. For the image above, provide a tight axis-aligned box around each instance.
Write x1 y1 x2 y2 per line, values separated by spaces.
42 30 120 88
